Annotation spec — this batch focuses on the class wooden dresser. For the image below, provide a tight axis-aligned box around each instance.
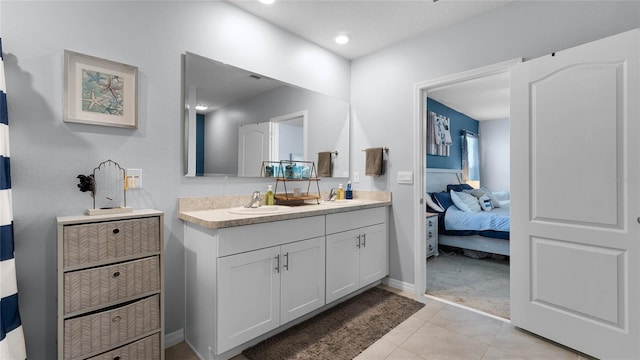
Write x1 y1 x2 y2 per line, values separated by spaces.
57 209 164 360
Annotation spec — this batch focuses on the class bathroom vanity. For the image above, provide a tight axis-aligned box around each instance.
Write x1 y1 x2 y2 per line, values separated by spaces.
178 193 390 360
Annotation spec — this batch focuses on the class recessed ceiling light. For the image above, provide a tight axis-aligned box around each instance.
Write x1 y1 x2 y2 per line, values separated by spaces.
334 34 349 45
195 105 208 111
259 0 276 4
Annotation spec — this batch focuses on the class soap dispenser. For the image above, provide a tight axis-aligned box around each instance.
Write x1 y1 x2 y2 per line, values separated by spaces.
337 184 345 200
265 185 275 206
346 181 353 200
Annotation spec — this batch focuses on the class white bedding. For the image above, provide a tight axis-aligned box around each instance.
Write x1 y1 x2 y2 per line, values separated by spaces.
444 203 510 232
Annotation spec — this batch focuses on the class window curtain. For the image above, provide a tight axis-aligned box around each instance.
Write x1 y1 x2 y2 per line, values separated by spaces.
0 38 27 360
462 130 480 182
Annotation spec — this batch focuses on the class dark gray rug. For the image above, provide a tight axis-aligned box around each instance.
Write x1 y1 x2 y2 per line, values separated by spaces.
427 250 510 319
243 287 424 360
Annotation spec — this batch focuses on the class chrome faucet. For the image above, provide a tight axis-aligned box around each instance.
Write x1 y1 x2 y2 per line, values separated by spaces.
244 191 262 208
326 188 337 201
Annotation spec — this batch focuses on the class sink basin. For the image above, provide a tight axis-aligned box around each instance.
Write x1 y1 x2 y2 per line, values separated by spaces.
322 200 363 206
227 205 293 215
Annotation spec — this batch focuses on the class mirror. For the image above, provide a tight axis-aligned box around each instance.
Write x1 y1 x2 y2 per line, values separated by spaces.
183 52 350 178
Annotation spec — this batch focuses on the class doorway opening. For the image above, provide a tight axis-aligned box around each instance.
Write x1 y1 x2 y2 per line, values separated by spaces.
412 59 521 319
269 110 308 162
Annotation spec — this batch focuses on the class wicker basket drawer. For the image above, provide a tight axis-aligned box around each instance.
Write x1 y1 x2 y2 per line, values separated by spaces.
64 256 160 315
85 333 160 360
64 295 160 360
63 217 160 269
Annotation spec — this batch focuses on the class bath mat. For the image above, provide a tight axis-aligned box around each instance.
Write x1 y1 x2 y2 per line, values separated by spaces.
243 286 424 360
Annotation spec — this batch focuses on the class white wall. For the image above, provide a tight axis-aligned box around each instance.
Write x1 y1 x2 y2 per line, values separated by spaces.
480 118 510 192
350 1 639 285
0 2 349 358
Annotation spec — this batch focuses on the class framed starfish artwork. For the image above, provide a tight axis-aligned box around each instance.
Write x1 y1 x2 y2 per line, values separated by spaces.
63 50 138 128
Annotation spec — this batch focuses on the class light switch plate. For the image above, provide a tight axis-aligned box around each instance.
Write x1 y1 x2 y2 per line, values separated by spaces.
397 171 413 184
127 168 142 189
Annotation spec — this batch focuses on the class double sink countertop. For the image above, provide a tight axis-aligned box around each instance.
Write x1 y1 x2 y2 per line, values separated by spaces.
178 190 392 229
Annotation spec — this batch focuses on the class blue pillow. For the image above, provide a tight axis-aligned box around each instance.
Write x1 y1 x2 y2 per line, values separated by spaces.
432 191 454 210
447 183 473 192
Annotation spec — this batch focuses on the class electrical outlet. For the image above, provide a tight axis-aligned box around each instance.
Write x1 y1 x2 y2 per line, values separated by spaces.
353 172 360 183
126 168 142 189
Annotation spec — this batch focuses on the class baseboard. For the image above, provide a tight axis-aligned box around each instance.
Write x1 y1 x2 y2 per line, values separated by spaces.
165 328 184 348
382 277 415 293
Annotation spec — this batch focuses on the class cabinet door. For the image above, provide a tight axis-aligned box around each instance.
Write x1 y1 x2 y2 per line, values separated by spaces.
359 223 388 287
217 246 281 353
326 229 360 303
280 236 325 324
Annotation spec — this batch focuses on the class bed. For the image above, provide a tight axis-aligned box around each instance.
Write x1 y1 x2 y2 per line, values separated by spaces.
426 168 510 256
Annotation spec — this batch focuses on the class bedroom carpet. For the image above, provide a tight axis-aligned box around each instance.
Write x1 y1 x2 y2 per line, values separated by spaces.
242 286 424 360
426 250 510 319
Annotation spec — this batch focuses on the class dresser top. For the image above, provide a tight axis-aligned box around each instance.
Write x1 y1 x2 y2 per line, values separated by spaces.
57 209 163 225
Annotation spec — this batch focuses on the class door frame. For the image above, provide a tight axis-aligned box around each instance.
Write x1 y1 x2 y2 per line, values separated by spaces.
412 58 522 299
269 110 309 161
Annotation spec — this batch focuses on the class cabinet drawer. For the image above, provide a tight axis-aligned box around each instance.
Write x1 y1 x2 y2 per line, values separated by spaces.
63 217 160 269
326 207 386 234
426 216 437 231
64 256 160 315
64 295 160 360
86 334 160 360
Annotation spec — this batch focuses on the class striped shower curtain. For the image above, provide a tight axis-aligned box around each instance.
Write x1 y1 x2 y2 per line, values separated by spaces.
0 38 27 359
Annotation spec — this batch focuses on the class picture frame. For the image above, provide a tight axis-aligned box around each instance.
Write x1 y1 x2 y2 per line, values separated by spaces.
63 50 138 128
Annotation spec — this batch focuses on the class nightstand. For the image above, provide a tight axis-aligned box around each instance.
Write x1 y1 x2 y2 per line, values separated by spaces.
426 212 439 258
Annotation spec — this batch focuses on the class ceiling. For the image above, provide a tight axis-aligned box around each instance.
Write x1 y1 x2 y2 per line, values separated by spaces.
228 0 513 60
428 72 510 121
226 0 513 121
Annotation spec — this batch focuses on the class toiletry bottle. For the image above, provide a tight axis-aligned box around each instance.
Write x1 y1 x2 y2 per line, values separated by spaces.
346 181 353 200
337 184 345 200
265 185 275 206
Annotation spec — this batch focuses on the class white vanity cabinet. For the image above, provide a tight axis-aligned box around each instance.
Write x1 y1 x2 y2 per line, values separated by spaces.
185 215 326 358
216 235 325 353
325 207 389 304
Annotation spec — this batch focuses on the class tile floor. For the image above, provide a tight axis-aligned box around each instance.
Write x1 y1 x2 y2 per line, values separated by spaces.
165 288 590 360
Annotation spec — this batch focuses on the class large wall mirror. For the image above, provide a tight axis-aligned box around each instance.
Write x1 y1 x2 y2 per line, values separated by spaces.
183 52 350 178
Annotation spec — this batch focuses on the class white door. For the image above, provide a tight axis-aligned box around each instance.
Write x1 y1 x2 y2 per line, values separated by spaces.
238 122 271 176
216 246 281 353
280 237 326 324
358 224 388 286
326 229 360 303
511 29 639 359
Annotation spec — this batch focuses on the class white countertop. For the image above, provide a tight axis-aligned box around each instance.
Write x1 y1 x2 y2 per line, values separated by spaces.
178 199 391 229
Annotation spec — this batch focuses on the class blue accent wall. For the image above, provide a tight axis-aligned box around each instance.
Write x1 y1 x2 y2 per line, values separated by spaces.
426 98 479 169
196 114 205 176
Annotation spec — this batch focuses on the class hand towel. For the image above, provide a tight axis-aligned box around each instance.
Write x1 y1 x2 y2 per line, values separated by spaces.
365 148 384 176
317 152 332 177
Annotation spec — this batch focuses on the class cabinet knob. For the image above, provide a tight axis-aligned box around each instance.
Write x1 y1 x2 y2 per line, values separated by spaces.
429 245 433 251
429 232 432 238
112 228 120 234
362 234 366 248
284 253 289 271
112 315 121 323
428 220 433 226
356 235 361 248
112 271 121 278
275 254 280 273
113 357 121 360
